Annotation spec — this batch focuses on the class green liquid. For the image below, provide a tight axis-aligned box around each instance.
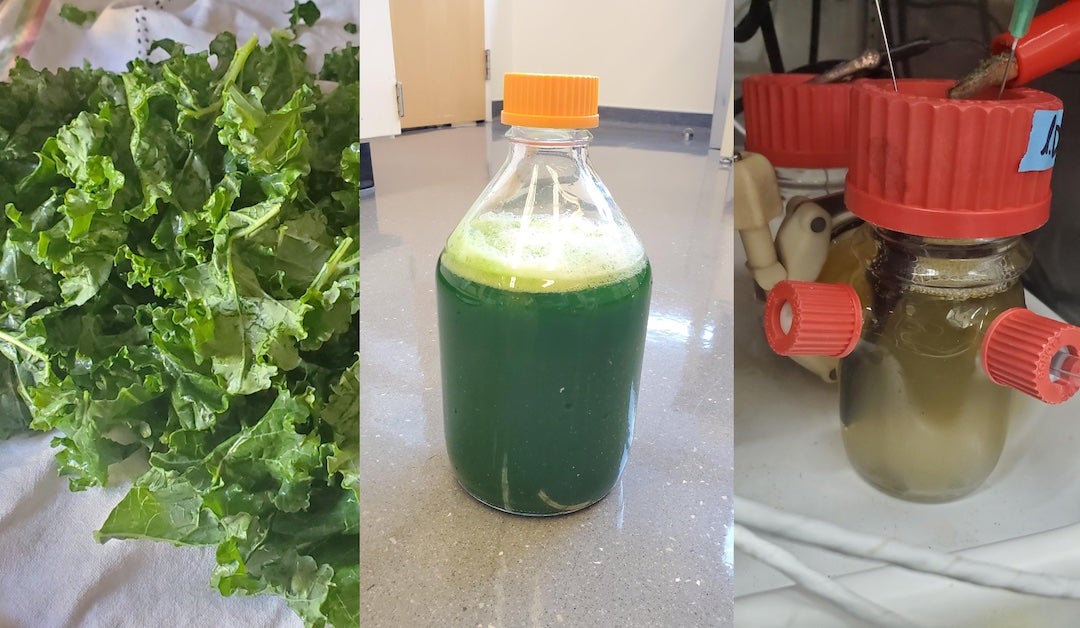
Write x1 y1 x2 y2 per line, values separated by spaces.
436 258 651 515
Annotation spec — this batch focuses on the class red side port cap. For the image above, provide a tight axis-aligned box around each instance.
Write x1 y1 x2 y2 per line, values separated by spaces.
742 73 853 169
982 308 1080 404
846 79 1061 238
764 280 863 358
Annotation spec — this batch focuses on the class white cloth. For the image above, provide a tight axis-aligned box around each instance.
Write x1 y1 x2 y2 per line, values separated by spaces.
0 2 358 626
21 0 357 75
0 433 304 628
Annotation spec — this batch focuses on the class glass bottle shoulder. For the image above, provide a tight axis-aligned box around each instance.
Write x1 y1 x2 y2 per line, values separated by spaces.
441 126 648 293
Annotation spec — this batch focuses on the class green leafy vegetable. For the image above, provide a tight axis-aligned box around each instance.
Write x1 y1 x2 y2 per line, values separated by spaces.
59 4 98 27
0 356 31 438
288 1 322 29
343 23 357 35
0 28 358 627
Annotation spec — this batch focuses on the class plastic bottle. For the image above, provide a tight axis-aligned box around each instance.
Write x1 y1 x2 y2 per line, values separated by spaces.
436 73 652 516
763 79 1080 501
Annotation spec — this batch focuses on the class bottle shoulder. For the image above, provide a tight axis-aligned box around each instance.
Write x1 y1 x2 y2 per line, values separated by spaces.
442 139 647 293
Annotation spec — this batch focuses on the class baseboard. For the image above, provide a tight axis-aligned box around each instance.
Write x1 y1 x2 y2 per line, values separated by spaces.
491 101 712 128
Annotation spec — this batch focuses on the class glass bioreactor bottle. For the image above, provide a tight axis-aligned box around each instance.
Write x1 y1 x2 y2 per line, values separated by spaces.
736 73 867 383
741 73 877 291
763 79 1080 502
741 73 851 203
436 73 652 516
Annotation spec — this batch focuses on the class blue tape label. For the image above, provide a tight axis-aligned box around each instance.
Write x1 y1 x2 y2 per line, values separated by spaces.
1019 109 1063 172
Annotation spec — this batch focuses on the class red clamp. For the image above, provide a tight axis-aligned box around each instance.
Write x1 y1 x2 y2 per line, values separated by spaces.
992 0 1080 86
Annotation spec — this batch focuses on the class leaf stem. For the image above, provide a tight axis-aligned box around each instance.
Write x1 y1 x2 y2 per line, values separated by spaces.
217 35 260 98
306 237 353 294
186 34 261 119
0 329 47 362
235 202 282 239
336 254 360 269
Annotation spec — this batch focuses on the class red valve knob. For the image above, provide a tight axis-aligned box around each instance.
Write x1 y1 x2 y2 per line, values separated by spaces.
982 308 1080 404
764 280 863 358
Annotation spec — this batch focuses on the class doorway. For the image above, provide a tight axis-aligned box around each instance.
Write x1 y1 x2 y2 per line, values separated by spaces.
388 0 486 130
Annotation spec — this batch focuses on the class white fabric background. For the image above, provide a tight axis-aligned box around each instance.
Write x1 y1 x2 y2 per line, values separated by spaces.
0 433 305 627
0 1 358 627
22 0 358 75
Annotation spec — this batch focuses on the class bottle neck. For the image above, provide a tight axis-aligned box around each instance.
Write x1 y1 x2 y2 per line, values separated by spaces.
496 126 597 195
505 126 592 161
872 226 1026 258
506 126 592 144
868 226 1031 293
774 165 847 203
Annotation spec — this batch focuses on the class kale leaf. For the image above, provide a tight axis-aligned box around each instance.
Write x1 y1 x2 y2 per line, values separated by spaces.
59 4 98 27
288 1 322 29
0 28 358 627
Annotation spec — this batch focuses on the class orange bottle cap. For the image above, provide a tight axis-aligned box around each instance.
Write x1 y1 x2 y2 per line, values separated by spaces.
764 280 863 358
982 308 1080 404
501 73 599 129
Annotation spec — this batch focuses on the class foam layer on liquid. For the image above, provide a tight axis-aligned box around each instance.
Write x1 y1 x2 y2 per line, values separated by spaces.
441 211 646 293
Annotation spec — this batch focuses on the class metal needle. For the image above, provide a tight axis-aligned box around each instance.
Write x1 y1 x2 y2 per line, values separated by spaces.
998 40 1017 99
872 0 897 91
998 0 1041 99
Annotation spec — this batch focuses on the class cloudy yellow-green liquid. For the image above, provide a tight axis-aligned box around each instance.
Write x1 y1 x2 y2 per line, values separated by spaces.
840 266 1025 502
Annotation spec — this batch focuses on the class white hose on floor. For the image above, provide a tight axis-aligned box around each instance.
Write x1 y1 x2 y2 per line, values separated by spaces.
737 496 1080 599
734 524 915 627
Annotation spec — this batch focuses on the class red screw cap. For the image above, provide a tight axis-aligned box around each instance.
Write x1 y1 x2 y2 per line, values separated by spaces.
764 280 863 357
742 74 853 169
982 308 1080 404
846 79 1062 238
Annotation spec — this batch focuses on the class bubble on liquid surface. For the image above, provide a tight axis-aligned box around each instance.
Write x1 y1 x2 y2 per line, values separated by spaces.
442 211 646 293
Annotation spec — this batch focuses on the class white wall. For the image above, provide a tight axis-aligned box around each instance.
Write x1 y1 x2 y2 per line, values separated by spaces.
734 0 865 82
360 0 401 139
484 0 513 119
486 0 725 114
